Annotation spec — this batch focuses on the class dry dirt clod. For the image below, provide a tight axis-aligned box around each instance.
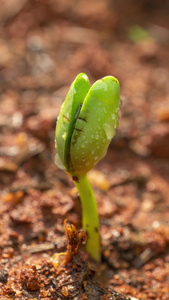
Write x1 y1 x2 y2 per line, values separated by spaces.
2 190 24 205
2 285 16 298
0 269 8 283
20 265 40 291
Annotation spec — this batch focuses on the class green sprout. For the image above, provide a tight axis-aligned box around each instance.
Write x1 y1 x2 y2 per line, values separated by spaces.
55 73 120 262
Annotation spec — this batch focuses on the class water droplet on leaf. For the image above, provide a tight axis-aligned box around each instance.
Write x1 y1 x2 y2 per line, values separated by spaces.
62 132 66 140
103 123 115 141
55 153 65 170
111 113 116 120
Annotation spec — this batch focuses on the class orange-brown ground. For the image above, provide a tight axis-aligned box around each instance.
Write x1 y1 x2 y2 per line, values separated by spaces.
0 1 169 299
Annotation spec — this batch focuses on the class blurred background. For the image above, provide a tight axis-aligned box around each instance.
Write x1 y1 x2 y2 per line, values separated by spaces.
0 0 169 198
1 0 169 210
0 2 169 298
0 0 169 157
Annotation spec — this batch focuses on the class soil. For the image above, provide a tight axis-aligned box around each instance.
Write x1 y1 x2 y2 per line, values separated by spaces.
0 0 169 299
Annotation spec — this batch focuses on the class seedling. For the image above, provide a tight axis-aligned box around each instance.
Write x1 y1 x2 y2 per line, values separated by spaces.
55 73 120 261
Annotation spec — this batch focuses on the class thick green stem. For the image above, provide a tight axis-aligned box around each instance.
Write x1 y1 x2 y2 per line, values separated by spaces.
74 174 101 262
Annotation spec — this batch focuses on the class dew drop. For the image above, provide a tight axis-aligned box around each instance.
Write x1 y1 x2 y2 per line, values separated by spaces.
55 153 65 170
114 119 119 129
73 87 77 94
111 113 116 120
103 123 114 141
94 155 99 160
81 143 85 148
62 132 66 140
95 135 99 140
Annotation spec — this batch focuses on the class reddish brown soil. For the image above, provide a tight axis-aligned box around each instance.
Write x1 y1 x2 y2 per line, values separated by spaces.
0 0 169 299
